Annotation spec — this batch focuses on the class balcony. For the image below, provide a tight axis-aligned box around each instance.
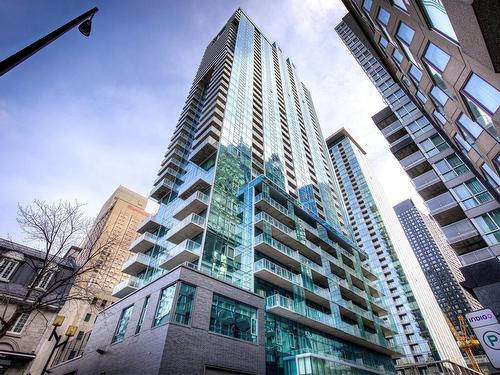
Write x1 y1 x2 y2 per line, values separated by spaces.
137 214 161 234
166 213 206 244
442 219 485 255
412 169 446 200
154 167 183 186
254 258 302 291
266 295 399 357
121 253 152 275
399 151 430 178
190 136 218 165
304 284 331 307
178 169 214 200
425 192 464 226
164 148 187 162
381 120 403 139
112 276 141 298
254 212 321 262
150 178 176 202
129 232 158 254
254 234 301 269
255 193 294 226
266 294 336 334
389 134 416 159
158 239 201 270
173 191 209 220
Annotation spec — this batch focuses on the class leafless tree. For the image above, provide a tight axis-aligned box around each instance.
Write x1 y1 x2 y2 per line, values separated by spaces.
0 200 118 339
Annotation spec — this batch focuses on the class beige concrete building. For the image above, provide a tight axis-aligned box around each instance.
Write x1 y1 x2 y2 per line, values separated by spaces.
40 186 149 368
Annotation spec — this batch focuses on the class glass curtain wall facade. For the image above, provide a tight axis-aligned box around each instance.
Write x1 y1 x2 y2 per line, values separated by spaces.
114 9 400 375
327 129 441 367
334 10 500 320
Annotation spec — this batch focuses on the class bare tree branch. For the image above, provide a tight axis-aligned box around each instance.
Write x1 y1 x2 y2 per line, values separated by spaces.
0 199 119 339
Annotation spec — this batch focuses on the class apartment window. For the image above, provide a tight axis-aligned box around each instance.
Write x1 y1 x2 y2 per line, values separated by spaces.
434 154 469 181
462 73 500 136
0 259 19 281
407 116 432 137
409 65 423 83
379 36 389 50
83 313 92 322
452 178 493 209
392 0 407 11
173 283 196 325
396 22 414 45
377 7 391 26
9 312 30 334
392 49 404 66
430 86 449 107
416 90 427 104
417 0 458 42
482 163 500 189
419 134 449 157
387 89 406 106
209 294 257 343
473 210 500 245
112 305 133 343
457 113 483 140
454 133 472 154
396 102 418 120
423 43 450 72
433 110 447 125
153 284 176 326
135 296 150 334
34 271 54 290
362 0 372 12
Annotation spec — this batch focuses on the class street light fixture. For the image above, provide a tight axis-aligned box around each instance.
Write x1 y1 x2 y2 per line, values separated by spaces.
41 315 79 374
0 7 99 77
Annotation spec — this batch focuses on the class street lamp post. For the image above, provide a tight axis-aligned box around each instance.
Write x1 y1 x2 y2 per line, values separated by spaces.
0 7 98 77
41 315 78 374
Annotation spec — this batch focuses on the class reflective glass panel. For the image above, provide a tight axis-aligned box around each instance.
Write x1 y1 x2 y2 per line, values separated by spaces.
424 43 450 72
418 0 458 42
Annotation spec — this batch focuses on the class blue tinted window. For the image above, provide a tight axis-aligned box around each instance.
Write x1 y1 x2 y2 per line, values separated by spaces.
416 90 427 104
433 110 447 125
409 65 423 82
463 74 500 115
397 23 415 45
418 0 458 42
392 0 407 11
430 86 448 106
377 7 390 26
379 36 389 49
392 49 404 64
424 43 450 72
362 0 372 11
457 113 483 139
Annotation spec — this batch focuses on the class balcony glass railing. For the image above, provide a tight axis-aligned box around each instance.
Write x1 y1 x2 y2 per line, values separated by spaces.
169 213 206 234
255 193 291 218
122 253 151 270
254 259 302 285
158 239 201 265
254 234 300 261
112 276 141 295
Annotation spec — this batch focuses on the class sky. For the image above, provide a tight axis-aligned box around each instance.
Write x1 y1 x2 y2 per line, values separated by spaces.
0 0 424 244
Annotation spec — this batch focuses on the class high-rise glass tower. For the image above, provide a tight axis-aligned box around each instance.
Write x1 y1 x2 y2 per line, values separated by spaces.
326 128 464 368
113 9 400 375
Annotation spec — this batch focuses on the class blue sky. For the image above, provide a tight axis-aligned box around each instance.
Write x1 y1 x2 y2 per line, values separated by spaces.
0 0 423 243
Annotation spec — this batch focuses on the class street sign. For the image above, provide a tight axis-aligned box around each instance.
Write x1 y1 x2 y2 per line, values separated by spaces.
466 309 500 369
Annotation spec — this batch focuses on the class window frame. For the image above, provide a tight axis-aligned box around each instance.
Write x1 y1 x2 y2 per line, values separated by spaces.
416 0 459 44
0 259 19 282
9 312 31 334
111 304 134 344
